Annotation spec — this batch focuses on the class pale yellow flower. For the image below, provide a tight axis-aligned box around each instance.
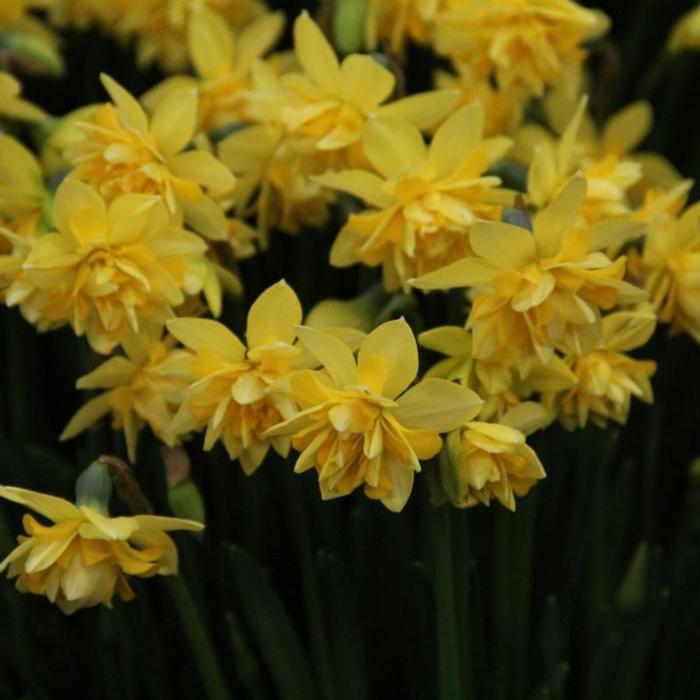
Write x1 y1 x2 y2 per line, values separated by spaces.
522 97 648 223
412 177 647 362
60 334 194 463
546 307 656 428
0 484 202 614
0 71 47 122
638 200 700 342
167 281 309 474
419 324 576 419
266 319 482 512
316 103 512 291
276 12 459 163
219 123 334 237
16 179 207 354
366 0 449 53
442 402 548 511
147 8 285 133
435 0 609 98
64 74 235 239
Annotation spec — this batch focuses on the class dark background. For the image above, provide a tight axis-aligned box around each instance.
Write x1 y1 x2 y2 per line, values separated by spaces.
2 1 700 698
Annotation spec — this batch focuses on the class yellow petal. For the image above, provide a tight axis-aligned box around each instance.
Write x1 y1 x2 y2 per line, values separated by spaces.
533 176 586 258
100 73 148 134
0 485 82 522
237 11 285 71
293 11 341 95
602 101 652 155
182 196 229 240
188 7 233 78
295 325 358 387
52 179 106 236
587 220 645 253
76 356 135 389
557 96 588 177
168 150 236 194
470 221 536 269
151 87 197 158
378 89 460 130
340 54 395 112
246 280 302 349
393 378 482 431
314 170 393 208
362 114 426 178
429 102 485 178
358 318 417 399
410 257 497 290
500 402 550 436
418 326 470 357
167 318 246 363
60 393 112 441
79 507 137 540
602 307 657 352
379 456 414 512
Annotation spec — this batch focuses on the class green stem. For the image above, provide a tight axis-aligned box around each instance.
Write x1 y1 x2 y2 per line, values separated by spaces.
285 475 336 700
432 505 462 700
166 576 230 700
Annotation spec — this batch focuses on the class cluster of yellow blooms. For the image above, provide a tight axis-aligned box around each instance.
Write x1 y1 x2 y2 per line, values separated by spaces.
1 0 700 613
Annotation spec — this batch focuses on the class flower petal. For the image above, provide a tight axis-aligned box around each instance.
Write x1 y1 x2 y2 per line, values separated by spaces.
314 170 393 209
293 11 341 95
340 54 395 112
533 176 586 258
295 325 358 387
393 378 482 431
0 485 82 522
358 318 417 399
247 280 302 349
100 73 148 134
151 87 197 158
60 393 112 441
429 101 485 178
378 89 460 130
188 7 233 78
362 114 426 179
167 318 246 363
410 257 498 290
470 221 536 268
168 150 235 194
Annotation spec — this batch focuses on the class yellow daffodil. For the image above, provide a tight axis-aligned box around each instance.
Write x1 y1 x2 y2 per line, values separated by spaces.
435 0 608 98
60 334 194 463
17 179 207 354
64 73 235 238
167 281 310 474
266 319 482 512
0 484 202 614
520 96 648 223
144 9 284 133
412 177 647 362
434 63 525 137
316 103 512 291
0 71 47 122
419 324 576 419
365 0 448 54
277 12 459 164
219 123 334 237
442 402 548 511
545 307 656 428
0 133 48 239
638 200 700 342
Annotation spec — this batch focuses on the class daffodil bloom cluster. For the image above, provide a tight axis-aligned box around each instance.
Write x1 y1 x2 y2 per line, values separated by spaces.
434 0 609 99
167 281 318 474
266 319 482 511
7 179 208 353
217 11 460 236
514 95 651 224
60 334 194 462
412 177 646 362
0 484 203 614
317 103 512 291
543 307 656 429
441 402 548 510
